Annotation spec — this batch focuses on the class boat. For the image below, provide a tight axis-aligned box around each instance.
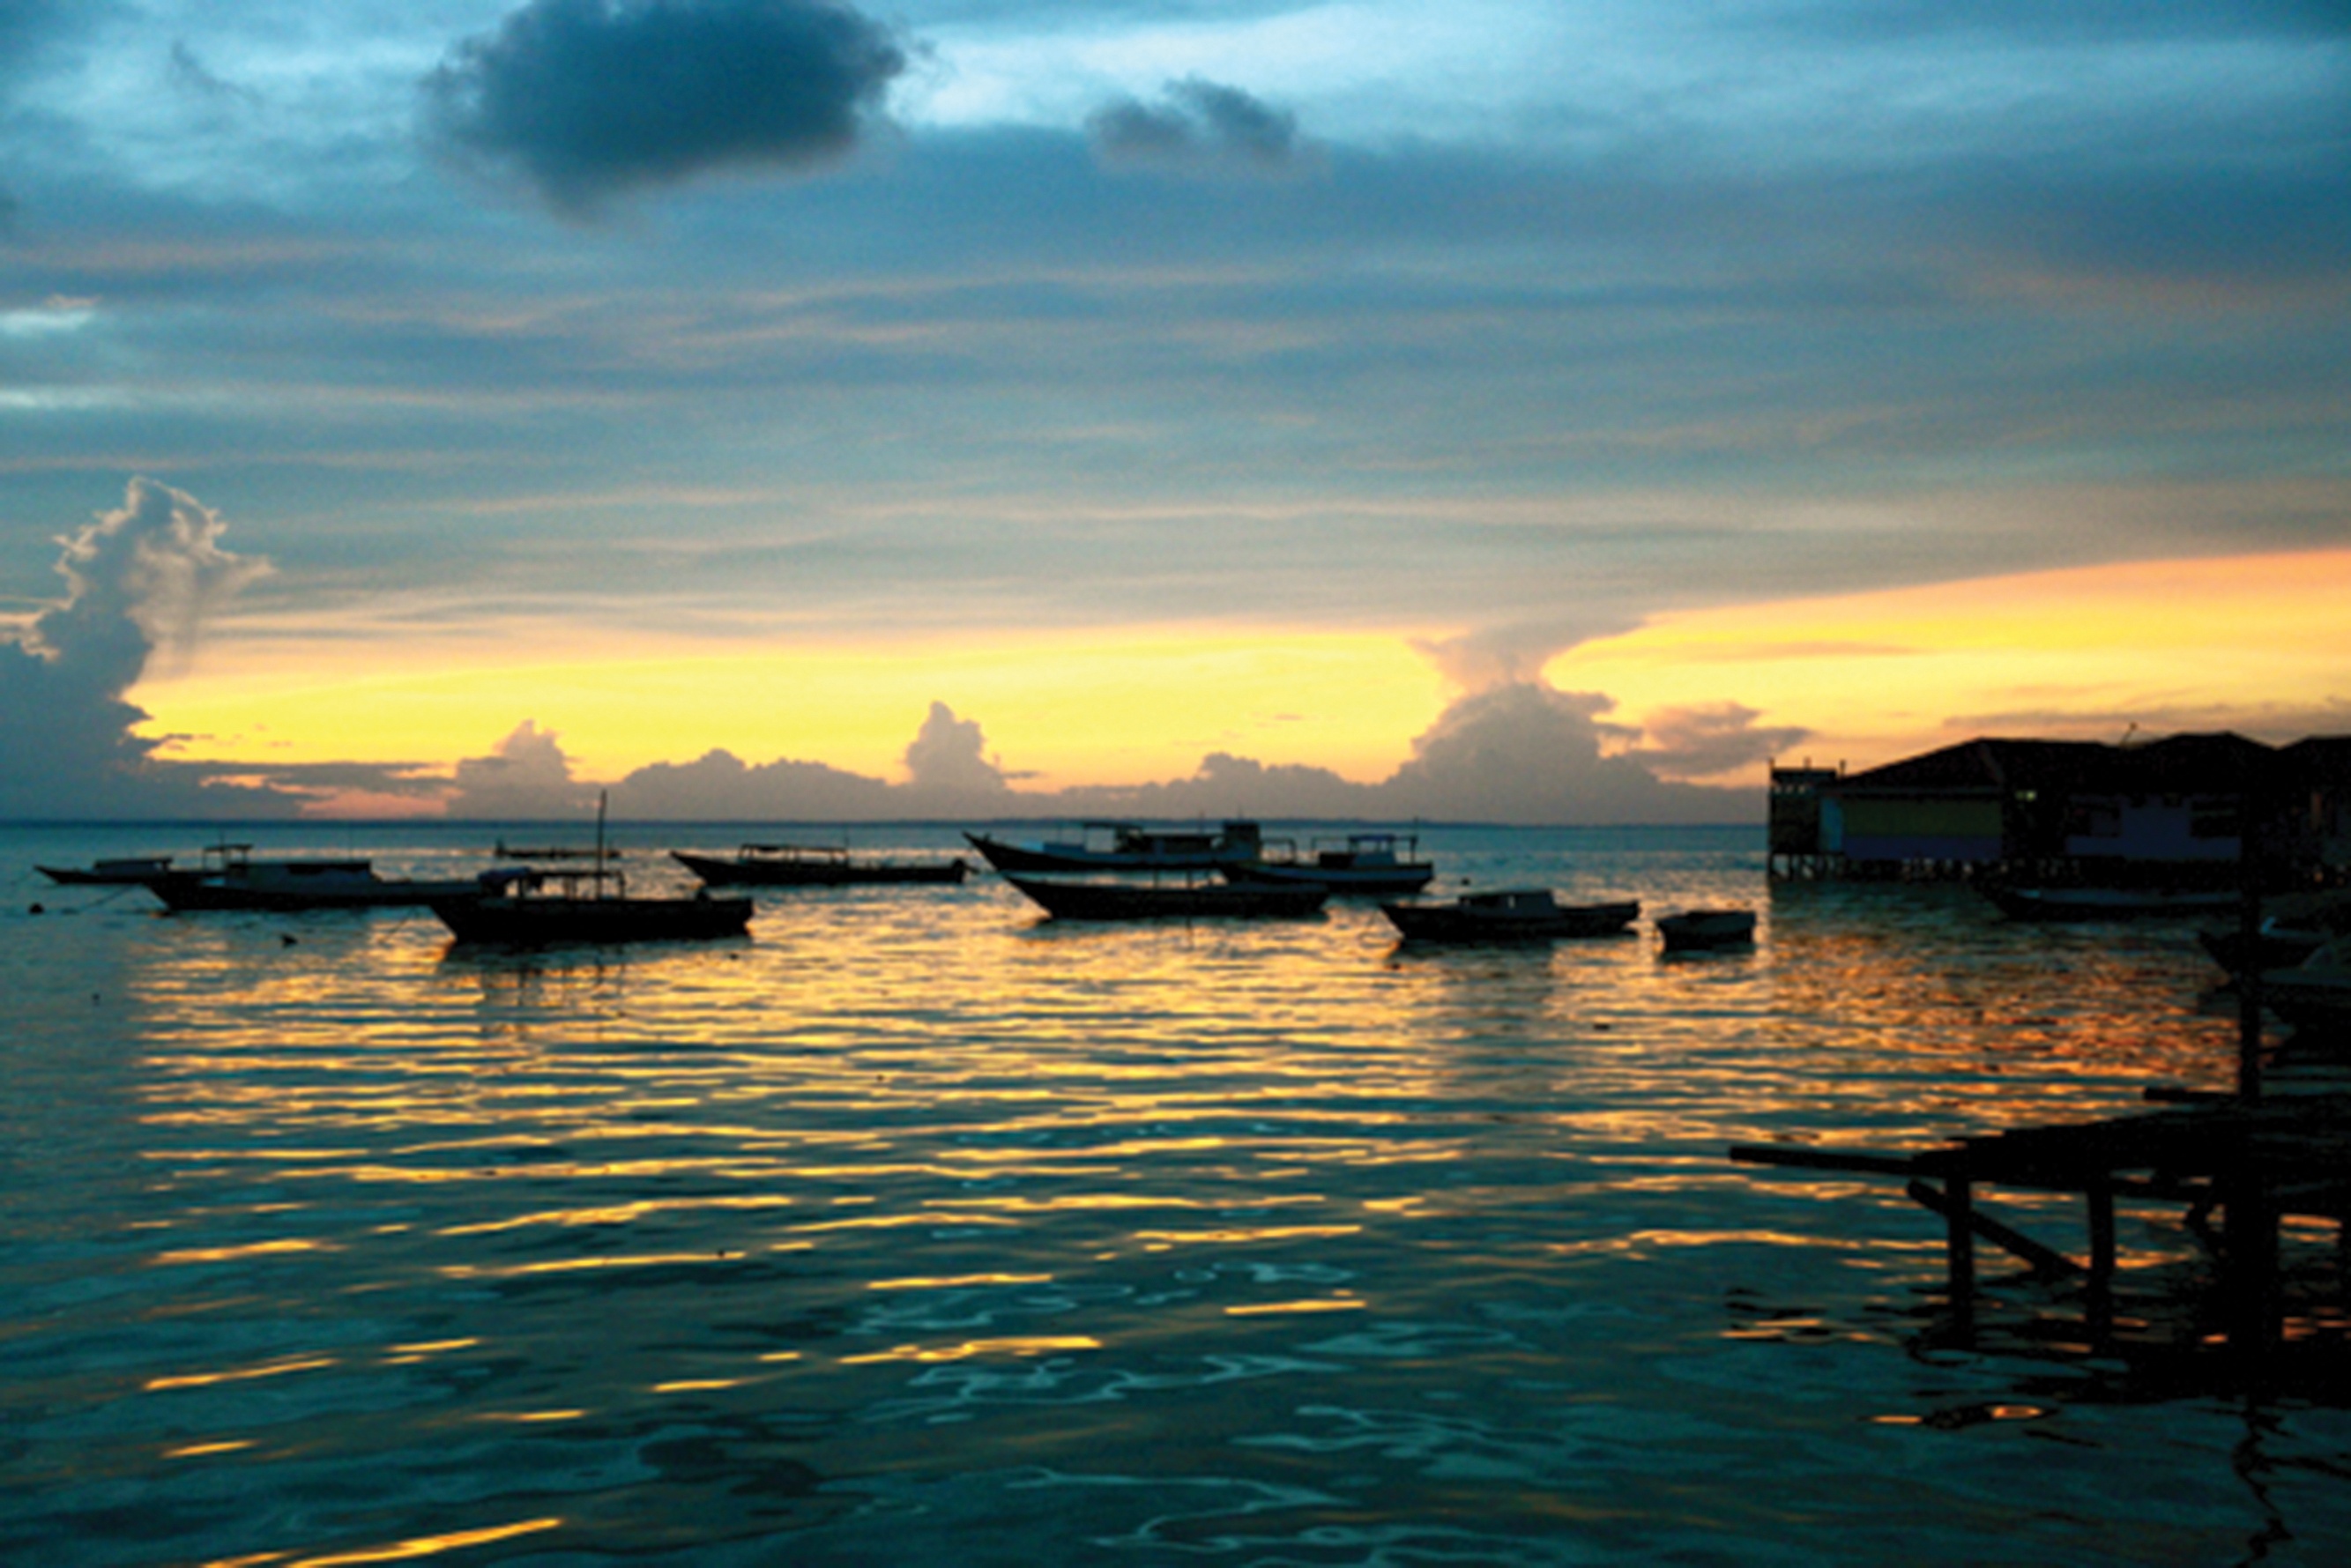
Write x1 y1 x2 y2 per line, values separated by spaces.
494 838 622 860
1655 908 1758 951
671 843 968 887
1000 869 1327 922
2196 891 2351 977
1220 832 1434 895
965 821 1263 874
1980 884 2243 922
430 868 752 946
1380 888 1640 943
2255 939 2351 1034
144 844 482 912
435 795 750 946
36 855 175 886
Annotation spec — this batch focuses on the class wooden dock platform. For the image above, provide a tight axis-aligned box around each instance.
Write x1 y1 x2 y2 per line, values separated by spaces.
1731 1092 2351 1352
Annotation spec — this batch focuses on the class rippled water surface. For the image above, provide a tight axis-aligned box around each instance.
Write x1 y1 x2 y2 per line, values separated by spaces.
4 822 2347 1565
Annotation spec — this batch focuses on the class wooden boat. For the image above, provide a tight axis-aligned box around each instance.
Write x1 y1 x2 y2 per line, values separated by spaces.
1981 884 2242 921
1655 908 1758 951
145 844 480 912
495 838 622 859
671 843 968 887
965 820 1263 873
2257 939 2351 1034
1221 832 1434 895
36 855 175 886
435 794 750 946
430 868 752 946
1000 869 1326 921
2197 891 2351 977
1380 888 1640 943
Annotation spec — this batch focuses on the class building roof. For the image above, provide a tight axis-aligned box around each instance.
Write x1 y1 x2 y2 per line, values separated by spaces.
1828 732 2285 799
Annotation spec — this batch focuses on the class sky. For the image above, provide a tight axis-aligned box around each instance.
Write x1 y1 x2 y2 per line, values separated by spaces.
1 1 2346 821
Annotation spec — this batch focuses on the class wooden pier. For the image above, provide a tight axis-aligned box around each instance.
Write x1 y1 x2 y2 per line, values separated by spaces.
1731 1092 2351 1354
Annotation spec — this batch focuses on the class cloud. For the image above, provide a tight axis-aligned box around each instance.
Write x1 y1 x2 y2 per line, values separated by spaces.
0 478 287 818
1633 702 1811 781
1087 78 1309 176
613 746 891 817
1411 618 1644 695
1379 682 1747 824
899 699 1012 802
421 0 911 216
445 719 599 818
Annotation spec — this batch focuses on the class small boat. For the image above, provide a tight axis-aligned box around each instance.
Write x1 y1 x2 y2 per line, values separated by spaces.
1656 908 1758 952
1380 888 1640 943
430 868 752 946
2196 891 2351 977
436 794 749 946
144 844 481 912
1000 869 1327 921
965 821 1264 874
1221 832 1434 895
1981 885 2243 921
671 843 968 887
494 838 623 860
36 855 175 886
2256 939 2351 1034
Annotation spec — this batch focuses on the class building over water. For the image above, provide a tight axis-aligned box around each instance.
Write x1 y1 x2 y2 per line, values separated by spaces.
1768 732 2351 883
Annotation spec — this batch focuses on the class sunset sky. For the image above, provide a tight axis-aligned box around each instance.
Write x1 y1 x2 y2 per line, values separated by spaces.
3 2 2346 820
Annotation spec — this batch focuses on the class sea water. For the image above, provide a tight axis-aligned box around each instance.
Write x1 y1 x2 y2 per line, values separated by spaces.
3 821 2346 1566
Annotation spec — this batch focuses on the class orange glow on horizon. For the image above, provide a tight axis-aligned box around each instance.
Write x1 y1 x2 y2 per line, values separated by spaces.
130 627 1451 792
117 546 2351 803
1547 547 2351 773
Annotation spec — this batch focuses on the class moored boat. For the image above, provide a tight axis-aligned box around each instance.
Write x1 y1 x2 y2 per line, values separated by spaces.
145 844 482 912
2256 938 2351 1035
1380 888 1640 943
1655 908 1758 951
1221 832 1434 895
431 866 752 946
966 821 1263 874
673 843 969 887
36 855 175 886
1001 869 1326 921
2196 891 2351 977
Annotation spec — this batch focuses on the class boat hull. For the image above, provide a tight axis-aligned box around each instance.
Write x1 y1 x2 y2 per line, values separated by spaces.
672 850 968 887
430 894 753 946
38 857 175 886
966 835 1255 874
1001 872 1327 921
1221 863 1433 895
1381 897 1640 943
1656 909 1758 951
148 870 483 912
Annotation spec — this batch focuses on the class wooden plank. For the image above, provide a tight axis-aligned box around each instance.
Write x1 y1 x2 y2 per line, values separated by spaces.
1908 1177 2081 1279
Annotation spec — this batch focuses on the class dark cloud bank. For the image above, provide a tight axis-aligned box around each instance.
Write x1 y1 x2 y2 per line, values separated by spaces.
6 480 1781 825
421 0 910 216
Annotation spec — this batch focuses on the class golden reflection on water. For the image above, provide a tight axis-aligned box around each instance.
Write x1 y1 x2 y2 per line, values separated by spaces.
19 829 2348 1564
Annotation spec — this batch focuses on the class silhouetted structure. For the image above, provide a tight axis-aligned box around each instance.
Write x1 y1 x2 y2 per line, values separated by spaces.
1768 732 2351 886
